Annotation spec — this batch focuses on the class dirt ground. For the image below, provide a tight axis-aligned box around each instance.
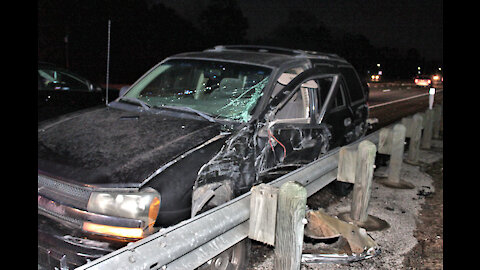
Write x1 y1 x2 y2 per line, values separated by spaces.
402 158 443 269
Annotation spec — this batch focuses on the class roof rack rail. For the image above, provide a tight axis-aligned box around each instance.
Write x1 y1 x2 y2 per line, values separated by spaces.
207 45 346 62
303 50 342 59
209 45 305 56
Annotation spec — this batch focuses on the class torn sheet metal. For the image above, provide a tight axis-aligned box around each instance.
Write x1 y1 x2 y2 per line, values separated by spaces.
302 209 380 264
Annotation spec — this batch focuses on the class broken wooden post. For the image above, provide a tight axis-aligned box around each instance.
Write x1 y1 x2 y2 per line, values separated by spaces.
274 181 307 270
432 104 443 139
405 113 423 165
421 109 434 149
378 123 415 189
337 140 389 231
249 184 278 246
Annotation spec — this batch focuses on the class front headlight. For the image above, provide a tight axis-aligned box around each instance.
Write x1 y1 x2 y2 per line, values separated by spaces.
85 187 161 239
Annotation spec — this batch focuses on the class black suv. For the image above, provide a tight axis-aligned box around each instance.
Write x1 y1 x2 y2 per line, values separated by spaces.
38 45 369 269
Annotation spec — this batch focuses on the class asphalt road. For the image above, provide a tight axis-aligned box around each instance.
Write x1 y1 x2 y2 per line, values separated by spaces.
367 81 443 129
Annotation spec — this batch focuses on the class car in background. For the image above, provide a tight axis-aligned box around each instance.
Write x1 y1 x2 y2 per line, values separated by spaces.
369 74 381 82
38 62 119 122
38 45 369 269
414 75 432 87
431 74 443 86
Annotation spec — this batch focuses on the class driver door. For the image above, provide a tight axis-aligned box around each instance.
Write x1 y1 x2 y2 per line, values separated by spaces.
257 68 341 176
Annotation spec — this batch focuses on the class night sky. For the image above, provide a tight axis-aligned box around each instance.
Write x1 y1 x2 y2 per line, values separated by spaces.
38 0 443 84
157 0 443 61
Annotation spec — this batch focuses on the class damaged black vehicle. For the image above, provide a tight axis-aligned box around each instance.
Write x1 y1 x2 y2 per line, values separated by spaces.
38 45 369 269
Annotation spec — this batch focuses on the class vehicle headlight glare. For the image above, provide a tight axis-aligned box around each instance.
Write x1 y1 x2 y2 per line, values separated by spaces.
87 187 161 228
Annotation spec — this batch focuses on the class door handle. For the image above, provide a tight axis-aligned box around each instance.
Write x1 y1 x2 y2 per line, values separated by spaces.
344 117 352 126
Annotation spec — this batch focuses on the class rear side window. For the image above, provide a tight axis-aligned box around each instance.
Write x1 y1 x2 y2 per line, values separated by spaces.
339 67 364 102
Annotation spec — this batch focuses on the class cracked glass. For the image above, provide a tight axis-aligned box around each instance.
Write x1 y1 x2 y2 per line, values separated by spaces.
124 59 272 122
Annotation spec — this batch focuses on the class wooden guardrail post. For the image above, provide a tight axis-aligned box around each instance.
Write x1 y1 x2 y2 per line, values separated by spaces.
351 140 376 223
432 104 443 139
421 109 434 149
274 181 307 270
249 184 278 246
378 123 414 189
405 113 423 165
338 140 389 231
389 124 406 183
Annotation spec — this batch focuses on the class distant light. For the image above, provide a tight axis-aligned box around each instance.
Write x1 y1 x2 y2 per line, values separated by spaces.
377 63 381 67
438 68 442 71
378 71 382 75
417 66 421 70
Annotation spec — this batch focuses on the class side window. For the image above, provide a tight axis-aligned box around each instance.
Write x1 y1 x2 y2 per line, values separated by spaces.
38 69 90 92
274 79 315 121
333 83 345 108
339 67 364 102
270 67 305 99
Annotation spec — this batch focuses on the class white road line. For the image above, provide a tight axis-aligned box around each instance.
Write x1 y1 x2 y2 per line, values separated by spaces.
369 89 443 109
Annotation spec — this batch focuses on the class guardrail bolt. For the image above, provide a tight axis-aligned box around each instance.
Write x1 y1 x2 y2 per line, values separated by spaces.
128 255 136 263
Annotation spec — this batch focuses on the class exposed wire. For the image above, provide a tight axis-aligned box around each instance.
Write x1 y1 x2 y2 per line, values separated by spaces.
267 129 287 160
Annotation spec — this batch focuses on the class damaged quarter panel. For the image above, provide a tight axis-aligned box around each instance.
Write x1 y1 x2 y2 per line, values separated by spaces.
194 125 258 198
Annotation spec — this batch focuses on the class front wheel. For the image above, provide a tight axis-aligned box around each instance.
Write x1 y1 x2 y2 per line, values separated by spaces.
198 239 250 270
195 181 251 270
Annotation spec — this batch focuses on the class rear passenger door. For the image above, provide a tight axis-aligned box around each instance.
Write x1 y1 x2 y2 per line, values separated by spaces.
338 66 369 143
315 77 354 148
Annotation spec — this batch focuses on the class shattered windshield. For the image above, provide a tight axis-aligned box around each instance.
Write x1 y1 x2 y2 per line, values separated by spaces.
124 59 272 122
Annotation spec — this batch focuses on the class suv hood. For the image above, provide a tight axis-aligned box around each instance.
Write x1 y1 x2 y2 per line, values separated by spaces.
38 107 223 186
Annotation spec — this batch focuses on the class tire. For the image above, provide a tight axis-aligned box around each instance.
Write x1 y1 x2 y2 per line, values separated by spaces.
198 239 250 270
195 182 251 270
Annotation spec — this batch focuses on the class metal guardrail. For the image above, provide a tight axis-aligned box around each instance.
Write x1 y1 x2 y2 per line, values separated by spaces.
76 131 381 270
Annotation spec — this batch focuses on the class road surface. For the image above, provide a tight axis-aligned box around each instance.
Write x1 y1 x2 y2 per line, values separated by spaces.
367 81 443 128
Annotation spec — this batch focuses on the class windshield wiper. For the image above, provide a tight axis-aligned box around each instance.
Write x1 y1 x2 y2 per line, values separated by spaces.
153 105 217 123
118 97 151 110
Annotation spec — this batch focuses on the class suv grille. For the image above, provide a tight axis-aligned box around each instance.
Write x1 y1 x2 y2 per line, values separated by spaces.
38 174 93 210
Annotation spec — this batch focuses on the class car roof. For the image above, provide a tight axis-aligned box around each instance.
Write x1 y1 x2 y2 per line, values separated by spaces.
169 45 350 68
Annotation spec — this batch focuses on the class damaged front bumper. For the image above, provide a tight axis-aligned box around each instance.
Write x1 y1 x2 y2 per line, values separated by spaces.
37 193 143 269
38 215 117 269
